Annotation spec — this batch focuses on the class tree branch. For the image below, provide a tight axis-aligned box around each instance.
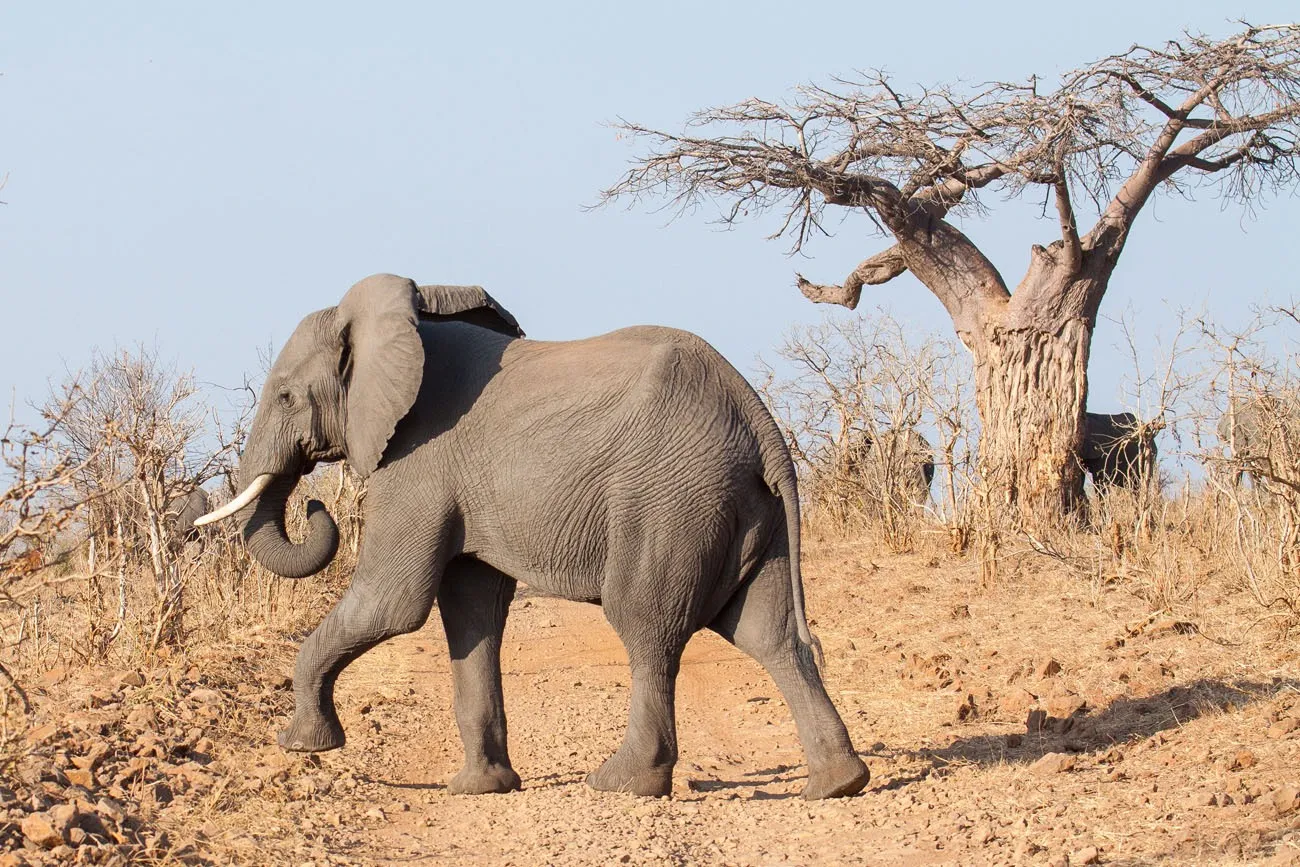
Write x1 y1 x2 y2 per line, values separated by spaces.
795 247 909 308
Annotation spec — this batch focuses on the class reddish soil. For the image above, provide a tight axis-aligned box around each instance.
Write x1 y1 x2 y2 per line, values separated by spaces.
7 539 1300 865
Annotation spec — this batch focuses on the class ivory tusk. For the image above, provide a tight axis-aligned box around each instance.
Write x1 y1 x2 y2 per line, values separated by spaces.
193 473 275 526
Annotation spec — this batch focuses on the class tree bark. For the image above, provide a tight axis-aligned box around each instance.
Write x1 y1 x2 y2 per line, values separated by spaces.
970 318 1090 524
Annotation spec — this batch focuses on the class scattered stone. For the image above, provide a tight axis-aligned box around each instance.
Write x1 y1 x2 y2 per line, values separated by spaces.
1268 717 1298 739
1045 689 1086 719
1073 846 1101 864
64 768 95 789
1272 786 1300 815
114 670 146 688
20 814 63 849
1037 658 1062 678
1006 733 1023 748
1230 749 1258 770
1001 688 1038 717
1026 709 1049 733
1031 752 1077 775
364 807 387 821
956 693 979 722
1147 618 1196 636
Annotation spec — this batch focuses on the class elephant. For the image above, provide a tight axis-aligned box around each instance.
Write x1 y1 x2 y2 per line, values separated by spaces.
166 487 213 547
1217 395 1300 486
1080 412 1158 492
846 427 935 505
196 273 869 801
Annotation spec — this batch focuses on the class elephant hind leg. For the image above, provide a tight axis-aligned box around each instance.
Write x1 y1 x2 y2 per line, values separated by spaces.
586 569 701 797
279 520 449 753
708 551 868 800
438 557 520 794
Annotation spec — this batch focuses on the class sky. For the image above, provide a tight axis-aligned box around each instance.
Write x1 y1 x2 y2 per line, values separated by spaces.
2 2 1298 440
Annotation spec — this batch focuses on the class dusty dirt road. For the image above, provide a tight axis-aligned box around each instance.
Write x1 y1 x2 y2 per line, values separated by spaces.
11 540 1300 865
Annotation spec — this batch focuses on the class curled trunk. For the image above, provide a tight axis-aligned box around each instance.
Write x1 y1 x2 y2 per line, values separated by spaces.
239 474 339 578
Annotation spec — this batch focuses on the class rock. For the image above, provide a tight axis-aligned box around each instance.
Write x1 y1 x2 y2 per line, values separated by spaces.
73 742 111 771
1230 749 1258 770
20 814 63 848
189 688 223 705
1268 718 1298 739
1026 709 1049 733
64 768 96 790
1048 854 1070 867
0 851 31 866
1045 689 1086 719
364 807 386 821
1188 791 1221 807
114 670 146 688
1037 658 1062 678
125 706 156 729
956 693 979 722
1147 618 1196 636
1006 733 1023 748
1073 846 1100 864
1001 688 1038 716
1031 753 1077 775
1272 786 1300 815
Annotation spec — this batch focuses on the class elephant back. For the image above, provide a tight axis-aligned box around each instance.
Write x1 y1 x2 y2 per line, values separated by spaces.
416 285 525 338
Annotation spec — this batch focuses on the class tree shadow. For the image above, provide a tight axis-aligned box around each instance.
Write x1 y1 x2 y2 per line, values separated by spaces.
918 677 1295 770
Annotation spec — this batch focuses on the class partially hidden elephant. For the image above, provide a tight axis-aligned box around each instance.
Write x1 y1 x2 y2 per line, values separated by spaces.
1217 395 1300 486
166 487 213 547
1080 412 1158 492
845 427 935 505
196 273 869 800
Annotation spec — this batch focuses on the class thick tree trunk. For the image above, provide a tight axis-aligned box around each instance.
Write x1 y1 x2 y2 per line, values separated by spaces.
970 317 1091 526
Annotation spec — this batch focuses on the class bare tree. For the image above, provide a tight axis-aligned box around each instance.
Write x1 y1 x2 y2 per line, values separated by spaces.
602 23 1300 527
47 346 239 647
1 385 106 712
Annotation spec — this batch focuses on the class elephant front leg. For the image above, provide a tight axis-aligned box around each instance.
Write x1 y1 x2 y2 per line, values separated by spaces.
438 558 521 794
280 524 445 753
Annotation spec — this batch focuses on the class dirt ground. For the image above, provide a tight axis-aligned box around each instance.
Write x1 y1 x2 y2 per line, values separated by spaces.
8 537 1300 865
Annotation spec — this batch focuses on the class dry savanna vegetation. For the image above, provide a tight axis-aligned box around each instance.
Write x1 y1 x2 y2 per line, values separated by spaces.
4 21 1300 867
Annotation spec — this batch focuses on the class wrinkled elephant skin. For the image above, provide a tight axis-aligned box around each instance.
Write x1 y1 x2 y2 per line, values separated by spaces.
216 274 869 801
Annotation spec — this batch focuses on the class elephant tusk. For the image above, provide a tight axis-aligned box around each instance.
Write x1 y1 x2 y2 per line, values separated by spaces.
193 473 275 526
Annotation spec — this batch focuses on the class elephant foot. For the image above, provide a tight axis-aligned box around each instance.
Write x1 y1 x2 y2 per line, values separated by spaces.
277 711 345 753
586 756 673 797
802 755 870 800
448 762 522 795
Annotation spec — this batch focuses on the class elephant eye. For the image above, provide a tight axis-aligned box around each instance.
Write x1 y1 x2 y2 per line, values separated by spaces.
277 388 296 410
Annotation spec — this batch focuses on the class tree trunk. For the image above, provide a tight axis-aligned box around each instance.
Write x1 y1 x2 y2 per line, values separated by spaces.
970 317 1091 526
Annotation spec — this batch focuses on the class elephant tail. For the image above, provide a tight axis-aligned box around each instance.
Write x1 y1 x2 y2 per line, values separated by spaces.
738 384 823 669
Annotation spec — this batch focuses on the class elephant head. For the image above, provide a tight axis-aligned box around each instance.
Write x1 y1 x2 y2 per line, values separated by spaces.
195 274 523 577
1080 411 1160 491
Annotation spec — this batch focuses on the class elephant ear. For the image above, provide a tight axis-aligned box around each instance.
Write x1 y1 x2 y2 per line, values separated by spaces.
416 284 525 338
336 274 425 479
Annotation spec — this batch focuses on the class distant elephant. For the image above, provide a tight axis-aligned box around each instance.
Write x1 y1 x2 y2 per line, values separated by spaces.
847 427 935 506
196 274 868 800
166 487 212 547
1080 412 1157 491
1217 395 1300 486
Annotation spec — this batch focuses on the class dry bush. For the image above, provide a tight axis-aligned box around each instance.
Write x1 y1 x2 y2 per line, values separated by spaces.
1 347 366 692
1192 305 1300 635
759 312 978 554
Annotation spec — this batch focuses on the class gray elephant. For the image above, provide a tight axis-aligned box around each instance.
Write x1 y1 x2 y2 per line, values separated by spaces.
166 487 212 547
1217 395 1300 486
847 427 935 505
1080 412 1158 491
196 274 868 801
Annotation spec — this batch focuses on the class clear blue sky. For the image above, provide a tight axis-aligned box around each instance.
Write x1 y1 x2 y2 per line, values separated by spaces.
3 2 1298 431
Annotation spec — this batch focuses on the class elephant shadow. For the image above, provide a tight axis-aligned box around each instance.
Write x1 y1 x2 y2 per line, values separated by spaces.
903 677 1292 775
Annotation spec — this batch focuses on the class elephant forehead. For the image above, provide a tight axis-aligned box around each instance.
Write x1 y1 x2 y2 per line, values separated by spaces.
273 310 340 371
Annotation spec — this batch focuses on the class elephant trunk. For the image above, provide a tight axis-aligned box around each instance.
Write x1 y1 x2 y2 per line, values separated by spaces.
238 473 339 579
